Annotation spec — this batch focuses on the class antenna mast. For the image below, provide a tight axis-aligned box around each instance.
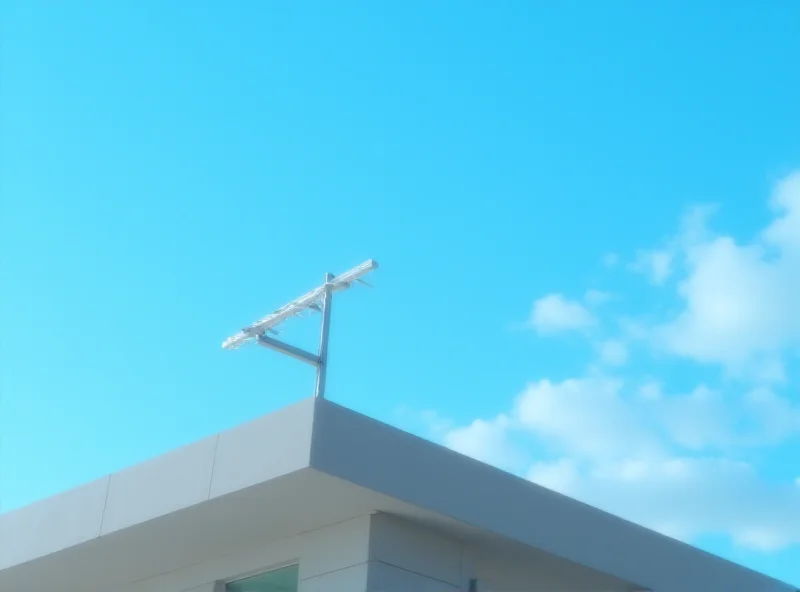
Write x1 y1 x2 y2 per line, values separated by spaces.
222 260 378 399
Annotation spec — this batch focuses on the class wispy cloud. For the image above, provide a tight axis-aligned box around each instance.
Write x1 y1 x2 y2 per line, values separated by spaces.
602 252 619 268
649 175 800 381
425 374 800 551
631 248 673 285
530 293 596 334
404 169 800 553
584 288 613 305
597 339 628 366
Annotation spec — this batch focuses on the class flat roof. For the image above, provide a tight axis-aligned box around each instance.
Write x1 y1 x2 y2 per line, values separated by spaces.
0 397 794 592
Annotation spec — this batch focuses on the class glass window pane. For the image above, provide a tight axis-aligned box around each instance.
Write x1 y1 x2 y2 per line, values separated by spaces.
225 564 299 592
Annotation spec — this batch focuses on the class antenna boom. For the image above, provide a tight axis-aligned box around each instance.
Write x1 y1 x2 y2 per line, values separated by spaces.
221 259 378 399
222 259 377 350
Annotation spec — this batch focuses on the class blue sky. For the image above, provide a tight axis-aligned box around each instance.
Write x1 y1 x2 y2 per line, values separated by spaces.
2 0 799 586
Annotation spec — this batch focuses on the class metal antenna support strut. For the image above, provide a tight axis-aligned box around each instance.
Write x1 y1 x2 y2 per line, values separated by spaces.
222 260 378 399
314 273 334 399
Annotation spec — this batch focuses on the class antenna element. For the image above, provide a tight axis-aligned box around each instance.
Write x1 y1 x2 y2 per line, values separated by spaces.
222 259 378 399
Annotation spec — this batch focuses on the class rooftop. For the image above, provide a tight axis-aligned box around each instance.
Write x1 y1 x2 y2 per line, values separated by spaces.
0 397 794 592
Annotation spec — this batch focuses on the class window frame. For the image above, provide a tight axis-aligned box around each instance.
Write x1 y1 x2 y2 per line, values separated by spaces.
221 562 300 592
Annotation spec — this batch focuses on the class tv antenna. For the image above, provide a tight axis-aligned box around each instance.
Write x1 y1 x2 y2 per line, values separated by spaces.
222 259 378 399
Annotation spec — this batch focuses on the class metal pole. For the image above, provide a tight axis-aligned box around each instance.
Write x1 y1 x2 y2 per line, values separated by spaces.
314 273 334 398
257 334 321 367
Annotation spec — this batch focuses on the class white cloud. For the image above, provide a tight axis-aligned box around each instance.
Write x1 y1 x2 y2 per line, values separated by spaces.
530 293 595 334
639 380 663 400
514 377 661 460
629 205 717 286
393 407 453 440
584 289 612 305
516 378 800 458
646 173 800 379
432 375 800 551
657 236 793 378
763 171 800 254
602 252 619 268
435 169 800 553
528 454 800 551
598 339 628 366
528 457 579 493
632 249 673 284
443 414 523 472
656 385 800 450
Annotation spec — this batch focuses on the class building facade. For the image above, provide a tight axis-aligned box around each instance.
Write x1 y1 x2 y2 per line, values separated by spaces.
0 397 795 592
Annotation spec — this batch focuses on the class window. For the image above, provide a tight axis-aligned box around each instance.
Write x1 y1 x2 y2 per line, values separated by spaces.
225 565 299 592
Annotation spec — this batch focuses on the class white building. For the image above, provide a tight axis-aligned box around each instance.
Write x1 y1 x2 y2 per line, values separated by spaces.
0 397 794 592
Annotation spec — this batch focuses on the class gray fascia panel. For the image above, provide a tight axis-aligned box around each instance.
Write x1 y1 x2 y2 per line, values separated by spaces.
308 397 796 592
0 397 316 570
1 395 795 592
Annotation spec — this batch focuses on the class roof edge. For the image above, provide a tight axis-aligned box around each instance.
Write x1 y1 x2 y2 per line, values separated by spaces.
308 398 796 592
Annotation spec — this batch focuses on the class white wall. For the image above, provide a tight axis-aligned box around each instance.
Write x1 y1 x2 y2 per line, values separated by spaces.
124 513 477 592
